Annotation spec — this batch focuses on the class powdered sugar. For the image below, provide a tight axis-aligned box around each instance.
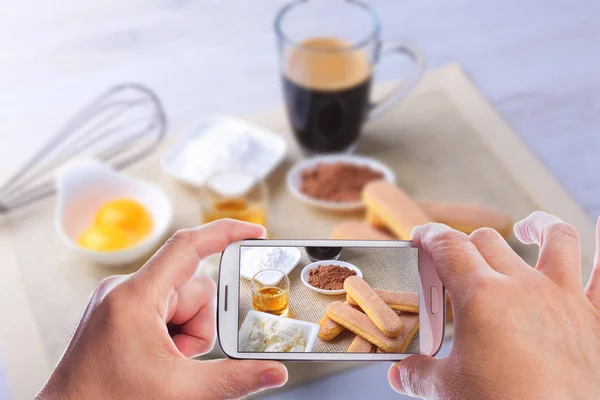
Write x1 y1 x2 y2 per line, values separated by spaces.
168 117 287 195
240 247 302 283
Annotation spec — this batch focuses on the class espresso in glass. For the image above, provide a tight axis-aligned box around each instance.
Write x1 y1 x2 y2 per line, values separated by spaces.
274 0 424 155
282 37 372 154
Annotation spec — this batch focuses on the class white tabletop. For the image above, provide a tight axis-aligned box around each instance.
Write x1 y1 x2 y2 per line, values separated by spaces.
1 0 599 399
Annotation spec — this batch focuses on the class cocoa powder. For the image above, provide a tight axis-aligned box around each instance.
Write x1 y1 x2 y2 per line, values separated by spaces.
300 162 384 202
308 265 357 290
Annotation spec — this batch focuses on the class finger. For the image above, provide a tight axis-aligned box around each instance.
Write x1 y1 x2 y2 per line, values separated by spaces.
411 223 497 295
584 217 600 308
469 227 530 276
170 276 217 358
389 355 441 398
514 211 581 288
180 359 288 400
134 219 265 301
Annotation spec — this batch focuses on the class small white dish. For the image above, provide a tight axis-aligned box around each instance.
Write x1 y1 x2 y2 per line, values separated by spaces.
287 154 395 211
55 158 173 266
161 115 287 191
300 260 363 295
240 247 302 283
240 310 320 352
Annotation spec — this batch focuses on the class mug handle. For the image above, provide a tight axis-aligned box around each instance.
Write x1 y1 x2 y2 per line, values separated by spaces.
367 39 425 120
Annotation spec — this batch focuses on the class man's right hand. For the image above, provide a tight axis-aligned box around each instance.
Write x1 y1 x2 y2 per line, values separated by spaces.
389 211 600 399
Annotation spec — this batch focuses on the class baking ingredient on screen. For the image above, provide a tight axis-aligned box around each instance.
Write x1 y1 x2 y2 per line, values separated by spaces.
308 264 357 290
241 247 299 280
238 313 306 352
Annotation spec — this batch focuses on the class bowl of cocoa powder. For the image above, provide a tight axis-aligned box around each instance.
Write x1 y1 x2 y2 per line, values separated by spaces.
300 260 363 295
287 155 395 211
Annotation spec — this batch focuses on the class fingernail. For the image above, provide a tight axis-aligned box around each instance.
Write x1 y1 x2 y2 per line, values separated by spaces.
260 369 285 389
389 365 406 394
410 226 420 239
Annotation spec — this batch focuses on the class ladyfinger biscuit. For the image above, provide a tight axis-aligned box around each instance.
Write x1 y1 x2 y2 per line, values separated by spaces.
376 314 419 353
318 316 345 341
347 289 419 313
366 208 386 229
330 220 394 240
344 276 402 337
347 335 375 353
416 200 512 239
362 181 430 239
326 301 406 353
399 313 420 352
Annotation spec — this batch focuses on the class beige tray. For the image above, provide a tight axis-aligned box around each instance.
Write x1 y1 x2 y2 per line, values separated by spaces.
0 63 595 399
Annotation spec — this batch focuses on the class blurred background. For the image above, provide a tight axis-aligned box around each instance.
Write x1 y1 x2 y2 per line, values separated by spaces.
1 0 599 399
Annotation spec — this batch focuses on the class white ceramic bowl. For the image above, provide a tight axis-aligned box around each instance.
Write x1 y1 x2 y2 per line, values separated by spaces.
240 310 320 352
54 158 173 266
287 154 395 211
300 260 363 295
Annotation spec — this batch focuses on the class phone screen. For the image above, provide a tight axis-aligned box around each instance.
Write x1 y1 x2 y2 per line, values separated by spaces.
237 246 419 354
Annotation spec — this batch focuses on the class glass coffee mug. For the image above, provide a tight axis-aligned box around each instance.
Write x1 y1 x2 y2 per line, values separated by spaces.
275 0 424 154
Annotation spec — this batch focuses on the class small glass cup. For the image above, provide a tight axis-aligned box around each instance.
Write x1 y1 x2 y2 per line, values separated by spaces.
200 171 268 228
251 269 290 317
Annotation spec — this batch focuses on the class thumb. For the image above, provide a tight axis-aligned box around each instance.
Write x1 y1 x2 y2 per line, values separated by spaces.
389 355 441 398
133 219 265 308
179 358 288 400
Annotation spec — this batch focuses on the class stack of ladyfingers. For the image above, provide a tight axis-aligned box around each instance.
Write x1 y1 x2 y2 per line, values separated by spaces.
330 180 512 241
318 276 420 353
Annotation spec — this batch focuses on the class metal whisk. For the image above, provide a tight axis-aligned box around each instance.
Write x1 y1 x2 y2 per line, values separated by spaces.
0 83 167 214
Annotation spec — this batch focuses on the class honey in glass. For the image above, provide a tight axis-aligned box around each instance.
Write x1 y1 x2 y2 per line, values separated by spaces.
251 269 290 317
200 171 268 228
252 286 289 316
203 198 267 226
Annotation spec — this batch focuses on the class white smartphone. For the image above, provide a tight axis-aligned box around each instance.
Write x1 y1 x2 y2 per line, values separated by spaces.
217 240 445 361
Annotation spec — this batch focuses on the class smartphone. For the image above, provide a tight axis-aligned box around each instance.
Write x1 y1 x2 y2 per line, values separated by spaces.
217 240 445 361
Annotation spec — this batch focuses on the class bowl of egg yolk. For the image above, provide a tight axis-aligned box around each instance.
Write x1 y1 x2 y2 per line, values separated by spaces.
55 159 173 266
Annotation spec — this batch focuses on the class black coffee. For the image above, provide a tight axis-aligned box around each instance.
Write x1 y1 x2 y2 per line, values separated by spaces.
305 246 342 261
282 37 372 153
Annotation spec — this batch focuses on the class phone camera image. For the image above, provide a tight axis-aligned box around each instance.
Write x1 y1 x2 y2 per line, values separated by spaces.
238 246 419 354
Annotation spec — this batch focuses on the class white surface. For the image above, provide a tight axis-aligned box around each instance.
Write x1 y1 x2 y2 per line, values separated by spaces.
55 158 173 266
2 0 600 399
240 246 302 283
161 116 287 190
287 154 395 211
239 310 320 353
300 260 363 295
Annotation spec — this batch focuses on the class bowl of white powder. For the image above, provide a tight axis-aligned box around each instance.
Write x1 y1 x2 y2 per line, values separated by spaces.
161 116 287 194
240 247 302 284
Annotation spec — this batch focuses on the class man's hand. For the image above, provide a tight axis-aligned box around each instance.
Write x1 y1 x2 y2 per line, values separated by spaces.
388 211 600 399
36 219 288 400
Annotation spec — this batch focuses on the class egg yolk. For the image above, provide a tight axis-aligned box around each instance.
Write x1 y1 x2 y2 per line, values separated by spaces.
94 198 153 242
78 224 133 251
78 198 153 252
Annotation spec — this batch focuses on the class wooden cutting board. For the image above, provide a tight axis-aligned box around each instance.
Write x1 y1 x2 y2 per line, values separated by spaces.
0 63 595 399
